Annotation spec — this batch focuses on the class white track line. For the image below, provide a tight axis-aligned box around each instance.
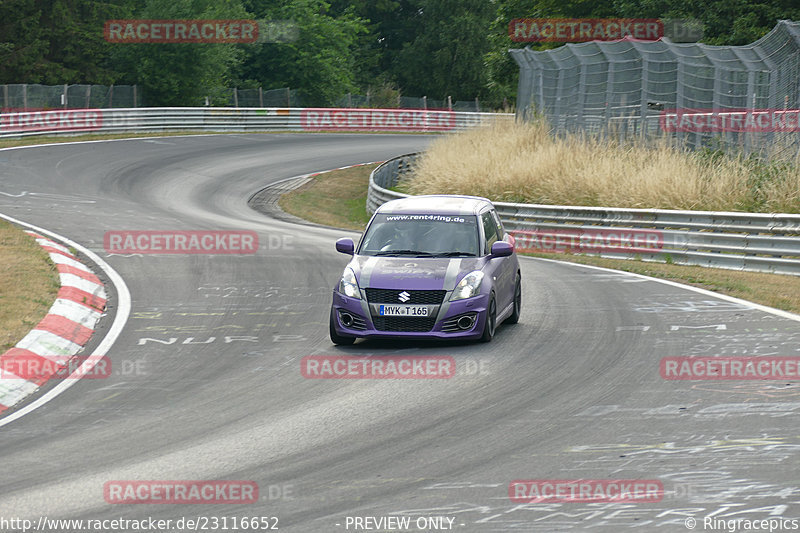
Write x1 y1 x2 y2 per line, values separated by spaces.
530 256 800 323
0 134 223 153
0 213 131 427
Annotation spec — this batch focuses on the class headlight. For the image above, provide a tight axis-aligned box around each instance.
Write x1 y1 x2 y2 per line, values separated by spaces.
338 267 361 299
450 270 484 301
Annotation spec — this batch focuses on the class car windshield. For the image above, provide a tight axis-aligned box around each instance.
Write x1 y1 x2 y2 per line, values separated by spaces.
359 214 480 257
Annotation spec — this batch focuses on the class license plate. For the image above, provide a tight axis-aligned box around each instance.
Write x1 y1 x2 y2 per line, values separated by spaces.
379 305 429 317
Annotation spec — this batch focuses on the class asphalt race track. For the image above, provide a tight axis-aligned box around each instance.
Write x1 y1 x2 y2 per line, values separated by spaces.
1 133 799 532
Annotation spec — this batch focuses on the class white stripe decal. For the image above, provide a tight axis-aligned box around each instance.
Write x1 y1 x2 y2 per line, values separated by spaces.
359 256 380 288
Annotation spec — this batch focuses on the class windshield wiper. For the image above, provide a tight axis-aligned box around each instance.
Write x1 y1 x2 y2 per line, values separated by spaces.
434 251 477 257
372 249 436 256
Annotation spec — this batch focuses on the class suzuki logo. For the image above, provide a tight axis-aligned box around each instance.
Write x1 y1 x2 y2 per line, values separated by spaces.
398 291 410 302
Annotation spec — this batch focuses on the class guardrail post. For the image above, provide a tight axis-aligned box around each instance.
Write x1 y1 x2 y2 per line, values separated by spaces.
259 87 263 107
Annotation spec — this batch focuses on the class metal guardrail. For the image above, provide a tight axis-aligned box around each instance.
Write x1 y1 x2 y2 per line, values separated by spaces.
0 107 512 138
367 153 800 276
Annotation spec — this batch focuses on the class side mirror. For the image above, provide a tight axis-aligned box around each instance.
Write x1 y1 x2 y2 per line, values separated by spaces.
490 241 513 258
335 237 355 255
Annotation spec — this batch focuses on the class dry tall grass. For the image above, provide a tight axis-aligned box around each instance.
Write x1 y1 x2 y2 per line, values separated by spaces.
404 120 800 213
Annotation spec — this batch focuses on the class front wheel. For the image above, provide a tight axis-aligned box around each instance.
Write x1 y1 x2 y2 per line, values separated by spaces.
329 309 356 345
480 293 497 343
507 273 521 324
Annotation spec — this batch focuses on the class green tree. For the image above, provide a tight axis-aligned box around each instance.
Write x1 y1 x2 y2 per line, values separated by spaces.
0 0 134 85
238 0 367 106
0 0 48 84
393 0 495 101
609 0 800 45
327 0 421 90
113 0 249 106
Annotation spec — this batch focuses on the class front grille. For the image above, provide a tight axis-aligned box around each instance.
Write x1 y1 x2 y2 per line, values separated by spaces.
373 316 437 332
365 289 446 305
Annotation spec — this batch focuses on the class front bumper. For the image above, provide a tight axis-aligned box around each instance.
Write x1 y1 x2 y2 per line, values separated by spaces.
331 290 489 340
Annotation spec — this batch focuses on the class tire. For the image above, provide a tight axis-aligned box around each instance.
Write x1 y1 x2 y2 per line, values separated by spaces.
330 309 356 345
507 273 522 324
480 293 497 343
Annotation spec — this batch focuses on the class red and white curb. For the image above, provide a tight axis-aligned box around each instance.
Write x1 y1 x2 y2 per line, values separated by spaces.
0 231 107 414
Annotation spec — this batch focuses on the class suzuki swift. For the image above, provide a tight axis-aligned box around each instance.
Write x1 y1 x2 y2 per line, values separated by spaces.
330 195 521 344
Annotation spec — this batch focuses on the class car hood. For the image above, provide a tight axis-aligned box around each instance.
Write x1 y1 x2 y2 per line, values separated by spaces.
350 255 485 291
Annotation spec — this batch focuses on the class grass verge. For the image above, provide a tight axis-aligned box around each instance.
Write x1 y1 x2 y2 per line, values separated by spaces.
278 164 800 315
0 220 60 351
278 163 380 230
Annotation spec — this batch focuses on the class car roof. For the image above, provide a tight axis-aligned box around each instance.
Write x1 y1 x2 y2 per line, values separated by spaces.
375 195 494 216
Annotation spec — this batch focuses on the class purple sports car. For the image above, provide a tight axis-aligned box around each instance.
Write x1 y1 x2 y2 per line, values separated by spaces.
330 195 521 344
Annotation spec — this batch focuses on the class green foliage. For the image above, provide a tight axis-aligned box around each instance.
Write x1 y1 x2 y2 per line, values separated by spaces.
392 0 495 101
326 0 419 89
112 0 248 106
239 0 367 106
1 0 799 107
365 82 401 108
608 0 800 45
0 0 134 84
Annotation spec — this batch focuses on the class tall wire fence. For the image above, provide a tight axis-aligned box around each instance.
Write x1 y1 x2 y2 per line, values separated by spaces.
511 20 800 160
0 84 491 112
335 93 489 112
210 87 300 107
1 84 141 110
